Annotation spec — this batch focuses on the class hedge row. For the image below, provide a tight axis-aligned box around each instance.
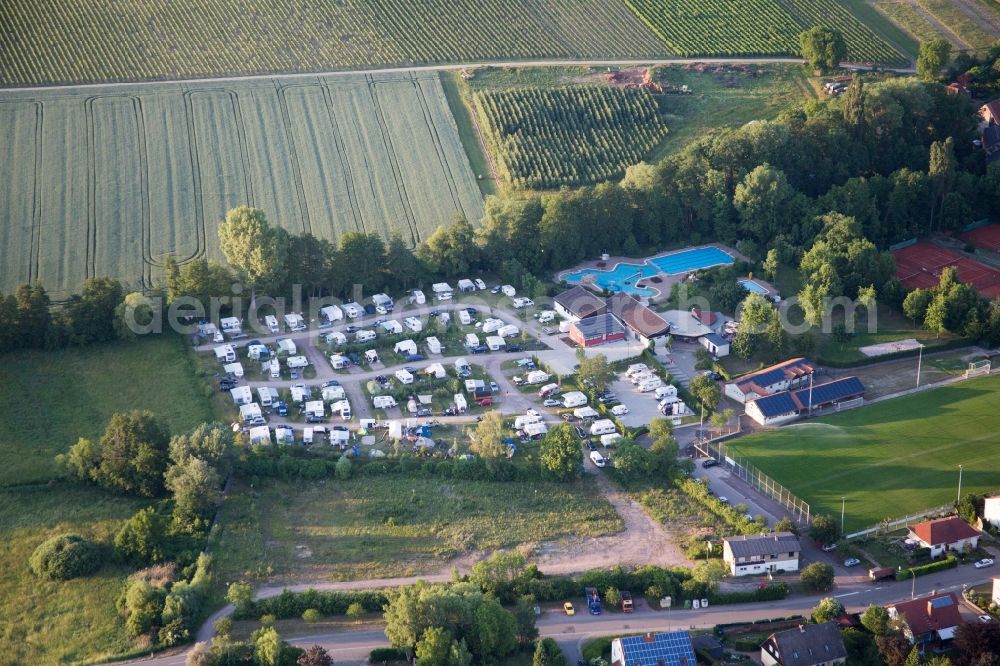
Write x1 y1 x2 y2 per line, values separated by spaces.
895 556 957 580
708 582 789 605
235 588 390 620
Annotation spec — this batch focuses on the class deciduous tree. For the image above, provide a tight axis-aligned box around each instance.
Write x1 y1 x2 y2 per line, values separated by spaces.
218 206 288 302
800 26 847 72
917 38 952 80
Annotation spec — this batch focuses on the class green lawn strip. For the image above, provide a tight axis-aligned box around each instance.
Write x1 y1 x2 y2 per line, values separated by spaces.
211 476 622 586
0 484 148 664
0 335 213 486
840 0 920 59
440 71 497 197
731 374 1000 531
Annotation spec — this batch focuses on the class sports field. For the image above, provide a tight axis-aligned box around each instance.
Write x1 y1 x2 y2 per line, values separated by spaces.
731 374 1000 532
892 242 1000 299
0 72 483 298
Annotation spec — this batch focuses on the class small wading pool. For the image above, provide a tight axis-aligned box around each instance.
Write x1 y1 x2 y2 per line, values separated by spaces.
562 246 734 297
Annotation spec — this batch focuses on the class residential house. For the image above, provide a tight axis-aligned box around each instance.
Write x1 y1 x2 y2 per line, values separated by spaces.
610 631 697 666
554 285 607 322
983 124 1000 165
984 495 1000 529
568 313 627 347
691 307 717 328
745 377 864 426
887 592 962 645
722 532 801 576
700 333 730 358
980 98 1000 125
761 622 847 666
724 358 816 404
607 292 670 346
907 515 980 558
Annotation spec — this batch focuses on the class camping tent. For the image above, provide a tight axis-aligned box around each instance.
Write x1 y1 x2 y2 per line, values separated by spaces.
425 363 446 379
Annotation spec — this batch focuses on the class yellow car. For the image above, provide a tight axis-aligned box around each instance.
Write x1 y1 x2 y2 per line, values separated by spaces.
563 601 575 616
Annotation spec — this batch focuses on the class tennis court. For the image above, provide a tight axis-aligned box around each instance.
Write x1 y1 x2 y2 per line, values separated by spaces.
892 242 1000 298
961 223 1000 253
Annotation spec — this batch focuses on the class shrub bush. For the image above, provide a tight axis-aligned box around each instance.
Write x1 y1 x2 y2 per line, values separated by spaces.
368 647 408 664
896 556 957 580
237 588 390 620
29 533 102 580
709 583 789 605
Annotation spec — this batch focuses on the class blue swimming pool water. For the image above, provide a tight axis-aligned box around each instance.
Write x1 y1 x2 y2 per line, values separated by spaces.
561 246 734 297
647 246 734 274
739 278 769 294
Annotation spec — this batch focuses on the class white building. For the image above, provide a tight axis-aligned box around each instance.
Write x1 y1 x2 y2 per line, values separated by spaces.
723 533 801 576
984 495 1000 529
724 358 815 404
907 515 981 558
700 333 730 358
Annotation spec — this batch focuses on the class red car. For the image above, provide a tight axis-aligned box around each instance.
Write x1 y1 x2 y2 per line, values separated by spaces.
476 397 493 407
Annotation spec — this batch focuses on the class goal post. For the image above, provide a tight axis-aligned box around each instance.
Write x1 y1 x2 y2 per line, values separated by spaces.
966 359 991 378
835 396 864 412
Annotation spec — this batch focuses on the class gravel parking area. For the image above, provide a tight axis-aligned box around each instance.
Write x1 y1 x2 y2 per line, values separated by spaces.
609 378 662 428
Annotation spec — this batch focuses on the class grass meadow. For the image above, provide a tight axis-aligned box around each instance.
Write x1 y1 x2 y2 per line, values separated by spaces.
0 335 213 486
731 374 1000 531
211 476 623 586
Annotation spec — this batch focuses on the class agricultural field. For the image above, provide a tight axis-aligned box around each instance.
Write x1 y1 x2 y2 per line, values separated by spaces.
0 485 148 664
473 86 669 189
0 335 213 486
624 0 907 64
870 0 953 47
0 0 668 86
731 373 1000 532
210 476 623 585
912 0 1000 52
0 72 484 298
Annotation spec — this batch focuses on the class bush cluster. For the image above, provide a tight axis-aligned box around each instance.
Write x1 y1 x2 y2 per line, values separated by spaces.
709 583 789 605
29 533 103 580
235 589 389 621
895 556 957 580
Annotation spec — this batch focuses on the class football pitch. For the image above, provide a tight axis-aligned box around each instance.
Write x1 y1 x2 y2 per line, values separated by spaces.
731 374 1000 532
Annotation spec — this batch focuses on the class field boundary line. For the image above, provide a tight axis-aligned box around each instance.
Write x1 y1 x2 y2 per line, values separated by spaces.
182 91 208 264
28 100 43 284
130 95 154 288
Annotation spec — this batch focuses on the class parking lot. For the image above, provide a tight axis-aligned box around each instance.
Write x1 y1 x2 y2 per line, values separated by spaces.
607 378 663 428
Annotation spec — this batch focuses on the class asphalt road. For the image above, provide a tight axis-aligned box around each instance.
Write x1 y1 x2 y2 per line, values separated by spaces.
126 563 993 666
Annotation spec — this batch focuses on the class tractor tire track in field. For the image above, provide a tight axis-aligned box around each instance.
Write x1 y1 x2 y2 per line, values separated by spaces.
410 74 465 220
365 74 420 245
128 95 155 289
84 96 97 279
21 100 44 284
327 81 383 235
318 80 366 234
226 90 257 209
182 90 208 264
273 82 313 235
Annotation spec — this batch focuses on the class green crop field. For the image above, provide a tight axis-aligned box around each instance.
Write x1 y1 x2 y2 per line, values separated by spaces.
0 73 484 298
0 0 668 86
211 476 622 584
731 374 1000 532
625 0 907 64
473 86 669 189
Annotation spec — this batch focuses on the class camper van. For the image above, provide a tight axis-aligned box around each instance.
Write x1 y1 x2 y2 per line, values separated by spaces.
329 354 348 370
214 345 236 363
303 428 314 445
631 371 656 385
331 400 351 419
264 315 280 333
404 316 422 333
287 355 309 369
538 383 560 399
537 310 556 324
590 450 607 468
355 329 376 343
425 336 442 354
373 395 398 409
269 358 281 378
322 385 346 401
514 414 542 430
365 349 380 364
343 302 363 319
372 293 394 312
257 387 275 407
277 338 297 355
600 433 623 448
501 285 516 297
395 369 414 384
654 385 678 400
485 336 505 351
464 333 480 348
320 305 343 323
589 419 617 436
561 391 588 408
324 331 347 346
625 363 649 377
498 324 519 338
284 313 306 331
525 370 550 385
558 320 572 334
482 318 503 334
409 290 426 305
638 377 664 393
458 309 472 325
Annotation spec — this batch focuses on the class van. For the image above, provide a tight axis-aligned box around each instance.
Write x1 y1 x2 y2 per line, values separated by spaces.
561 391 587 408
303 428 314 445
589 419 617 436
257 387 274 407
395 369 414 384
355 329 376 343
269 359 281 379
482 318 503 334
631 371 656 385
373 395 397 409
600 433 622 448
625 363 648 377
458 310 472 325
410 290 426 305
538 383 560 399
638 378 663 393
287 355 309 369
264 315 279 333
590 450 607 468
537 310 555 324
526 370 550 385
654 385 678 400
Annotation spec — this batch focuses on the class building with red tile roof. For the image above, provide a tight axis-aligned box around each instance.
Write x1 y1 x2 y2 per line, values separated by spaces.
908 515 980 558
887 592 963 646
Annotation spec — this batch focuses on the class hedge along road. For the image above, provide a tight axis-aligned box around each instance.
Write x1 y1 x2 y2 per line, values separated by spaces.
1 57 917 93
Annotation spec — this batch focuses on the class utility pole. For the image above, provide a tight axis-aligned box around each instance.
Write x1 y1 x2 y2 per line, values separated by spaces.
841 497 846 535
917 344 923 387
957 464 963 505
911 568 916 599
808 373 814 416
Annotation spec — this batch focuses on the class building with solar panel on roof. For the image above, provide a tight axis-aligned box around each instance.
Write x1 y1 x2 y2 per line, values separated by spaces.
610 631 697 666
744 376 864 426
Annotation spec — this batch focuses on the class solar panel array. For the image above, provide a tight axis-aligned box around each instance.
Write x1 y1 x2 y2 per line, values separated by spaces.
619 631 697 666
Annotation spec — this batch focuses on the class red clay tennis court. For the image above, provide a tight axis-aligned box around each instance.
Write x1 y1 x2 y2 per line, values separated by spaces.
961 224 1000 253
893 242 1000 299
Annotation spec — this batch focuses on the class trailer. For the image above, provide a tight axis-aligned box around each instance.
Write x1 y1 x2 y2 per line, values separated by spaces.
869 567 896 582
585 587 602 615
620 590 633 612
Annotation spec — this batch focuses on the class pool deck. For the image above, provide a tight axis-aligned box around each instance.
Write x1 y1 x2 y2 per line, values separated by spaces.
556 243 745 301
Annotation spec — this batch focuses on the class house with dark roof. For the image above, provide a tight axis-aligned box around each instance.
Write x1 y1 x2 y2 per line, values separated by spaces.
724 358 816 404
607 293 670 346
611 631 697 666
982 124 1000 165
569 313 627 348
887 592 963 645
761 622 847 666
722 532 801 576
700 332 730 358
691 307 717 327
553 285 607 322
745 377 864 426
980 98 1000 125
907 515 980 558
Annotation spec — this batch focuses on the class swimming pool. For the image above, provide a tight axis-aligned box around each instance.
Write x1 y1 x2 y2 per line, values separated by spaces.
739 278 769 295
561 246 734 297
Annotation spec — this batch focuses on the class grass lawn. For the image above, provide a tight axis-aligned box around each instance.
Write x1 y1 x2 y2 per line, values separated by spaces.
211 476 622 586
731 374 1000 532
0 335 213 486
0 484 148 664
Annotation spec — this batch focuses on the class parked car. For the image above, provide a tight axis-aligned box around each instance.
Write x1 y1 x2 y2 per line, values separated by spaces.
506 344 522 352
980 615 993 623
247 416 267 427
364 304 376 315
717 496 729 504
322 379 341 388
218 379 237 391
526 408 540 417
416 408 432 417
575 426 587 439
470 345 488 354
821 543 837 552
275 402 288 417
610 404 629 416
975 558 995 569
586 440 597 451
844 558 862 568
305 414 324 424
490 381 500 393
563 602 575 616
701 459 718 468
476 397 493 407
490 285 501 294
543 399 561 407
542 326 554 334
